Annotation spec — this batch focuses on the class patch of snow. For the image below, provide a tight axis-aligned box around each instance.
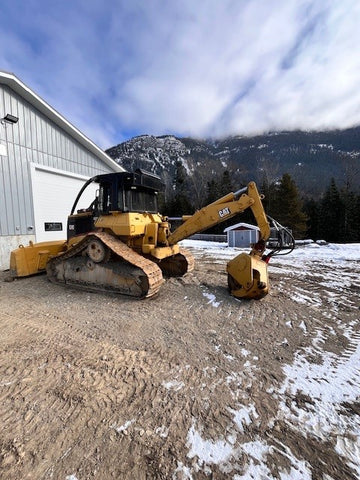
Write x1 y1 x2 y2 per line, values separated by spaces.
202 292 221 308
233 458 272 479
228 403 258 433
181 158 192 176
187 422 313 480
155 425 169 438
278 323 360 473
317 143 334 150
162 380 185 391
289 285 323 307
233 441 271 479
298 321 307 334
110 418 135 433
335 436 360 478
242 439 268 461
271 440 313 480
224 354 234 361
173 462 193 480
186 423 233 466
226 369 245 381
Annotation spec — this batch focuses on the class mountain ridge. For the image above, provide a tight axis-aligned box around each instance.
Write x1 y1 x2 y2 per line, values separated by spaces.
106 127 360 200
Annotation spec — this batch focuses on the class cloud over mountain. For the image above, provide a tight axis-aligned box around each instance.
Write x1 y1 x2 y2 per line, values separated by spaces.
1 1 359 147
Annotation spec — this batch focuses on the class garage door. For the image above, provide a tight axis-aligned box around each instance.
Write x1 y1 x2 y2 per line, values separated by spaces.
30 165 98 242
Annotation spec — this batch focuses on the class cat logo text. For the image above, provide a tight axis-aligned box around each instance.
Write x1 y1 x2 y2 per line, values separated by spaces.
218 207 231 218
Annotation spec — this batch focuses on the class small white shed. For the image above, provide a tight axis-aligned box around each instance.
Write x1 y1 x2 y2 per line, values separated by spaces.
224 222 260 247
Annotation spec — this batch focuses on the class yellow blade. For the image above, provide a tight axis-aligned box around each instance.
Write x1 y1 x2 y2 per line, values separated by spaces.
10 240 66 277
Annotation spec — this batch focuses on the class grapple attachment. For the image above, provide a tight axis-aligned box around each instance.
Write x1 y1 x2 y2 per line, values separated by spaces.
227 253 269 300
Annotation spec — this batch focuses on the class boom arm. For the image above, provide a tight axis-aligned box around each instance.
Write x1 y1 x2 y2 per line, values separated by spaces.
167 182 270 248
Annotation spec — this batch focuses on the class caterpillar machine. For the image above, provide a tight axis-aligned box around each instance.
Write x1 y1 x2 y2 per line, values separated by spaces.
9 169 291 299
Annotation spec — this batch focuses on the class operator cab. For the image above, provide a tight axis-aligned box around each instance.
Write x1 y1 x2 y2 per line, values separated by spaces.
97 169 162 215
67 169 163 239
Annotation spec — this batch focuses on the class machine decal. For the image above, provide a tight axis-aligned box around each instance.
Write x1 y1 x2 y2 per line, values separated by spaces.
218 207 231 218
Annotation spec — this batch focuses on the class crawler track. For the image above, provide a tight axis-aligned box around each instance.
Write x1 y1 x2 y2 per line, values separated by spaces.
46 232 164 298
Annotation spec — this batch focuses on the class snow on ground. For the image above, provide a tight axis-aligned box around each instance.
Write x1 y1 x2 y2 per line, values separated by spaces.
180 240 360 478
278 328 360 477
181 239 359 266
182 240 360 314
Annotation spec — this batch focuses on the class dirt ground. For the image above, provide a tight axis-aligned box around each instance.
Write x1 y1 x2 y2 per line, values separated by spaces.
0 245 359 480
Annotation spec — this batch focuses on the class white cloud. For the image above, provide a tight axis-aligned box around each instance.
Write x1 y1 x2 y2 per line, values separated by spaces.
1 0 360 147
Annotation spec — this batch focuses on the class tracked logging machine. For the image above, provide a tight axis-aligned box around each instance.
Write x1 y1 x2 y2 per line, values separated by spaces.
9 169 288 299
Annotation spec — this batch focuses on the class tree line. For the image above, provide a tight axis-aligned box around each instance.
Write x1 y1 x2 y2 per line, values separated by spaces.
161 161 360 242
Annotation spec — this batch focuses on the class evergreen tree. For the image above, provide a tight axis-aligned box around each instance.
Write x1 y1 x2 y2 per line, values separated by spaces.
219 170 233 197
260 177 271 212
173 160 187 195
354 194 360 242
303 198 320 240
165 161 193 216
259 176 279 218
205 178 220 205
271 173 307 238
318 179 344 242
204 170 234 207
340 188 360 242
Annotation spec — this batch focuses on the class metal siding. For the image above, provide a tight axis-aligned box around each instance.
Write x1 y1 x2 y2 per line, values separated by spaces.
13 143 26 232
0 149 10 235
34 114 40 152
3 90 14 144
0 87 6 235
0 83 115 237
21 102 29 146
2 142 16 234
30 110 37 149
21 147 33 226
41 117 47 153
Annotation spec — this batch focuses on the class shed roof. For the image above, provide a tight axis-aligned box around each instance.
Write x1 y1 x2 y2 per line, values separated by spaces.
0 71 124 173
223 222 260 233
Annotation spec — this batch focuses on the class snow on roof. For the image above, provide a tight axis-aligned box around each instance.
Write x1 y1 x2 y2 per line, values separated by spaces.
0 70 123 173
223 222 260 233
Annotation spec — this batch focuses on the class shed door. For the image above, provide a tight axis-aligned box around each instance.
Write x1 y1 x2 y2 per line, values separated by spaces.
31 165 97 242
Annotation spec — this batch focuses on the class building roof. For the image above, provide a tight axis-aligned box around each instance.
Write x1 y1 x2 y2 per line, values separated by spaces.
223 222 260 233
0 71 124 172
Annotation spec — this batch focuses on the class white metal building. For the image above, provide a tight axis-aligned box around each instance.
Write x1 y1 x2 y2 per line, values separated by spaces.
0 71 124 270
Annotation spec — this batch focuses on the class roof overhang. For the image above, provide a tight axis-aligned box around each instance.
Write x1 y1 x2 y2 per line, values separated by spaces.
0 70 124 172
224 222 260 233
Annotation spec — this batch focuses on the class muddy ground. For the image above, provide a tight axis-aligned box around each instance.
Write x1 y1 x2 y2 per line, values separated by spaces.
0 244 359 480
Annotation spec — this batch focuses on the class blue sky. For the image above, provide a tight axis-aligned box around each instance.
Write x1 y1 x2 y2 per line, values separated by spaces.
1 0 359 149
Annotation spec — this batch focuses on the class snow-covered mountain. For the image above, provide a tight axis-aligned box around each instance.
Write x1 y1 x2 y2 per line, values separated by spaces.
106 127 360 198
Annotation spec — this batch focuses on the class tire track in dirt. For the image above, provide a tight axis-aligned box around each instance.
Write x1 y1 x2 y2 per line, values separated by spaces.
181 251 360 478
1 251 359 479
0 306 210 478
